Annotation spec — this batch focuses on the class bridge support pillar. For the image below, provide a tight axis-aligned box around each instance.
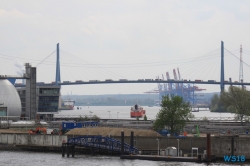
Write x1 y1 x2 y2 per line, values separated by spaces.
130 131 134 150
91 148 95 155
72 146 75 157
206 134 211 161
121 131 124 155
62 143 65 157
66 144 70 157
231 137 234 156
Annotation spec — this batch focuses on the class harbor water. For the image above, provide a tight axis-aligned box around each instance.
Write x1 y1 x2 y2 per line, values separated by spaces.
0 106 238 165
0 151 244 166
57 106 235 120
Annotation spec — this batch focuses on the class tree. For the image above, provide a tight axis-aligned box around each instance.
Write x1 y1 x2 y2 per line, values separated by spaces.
210 94 227 112
92 115 100 121
220 86 250 125
144 115 147 121
136 116 139 121
153 95 194 134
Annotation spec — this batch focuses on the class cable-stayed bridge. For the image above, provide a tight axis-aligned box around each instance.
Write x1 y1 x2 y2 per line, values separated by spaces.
1 41 250 104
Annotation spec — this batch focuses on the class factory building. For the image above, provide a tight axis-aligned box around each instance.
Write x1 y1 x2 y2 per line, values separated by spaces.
15 63 61 120
17 85 60 120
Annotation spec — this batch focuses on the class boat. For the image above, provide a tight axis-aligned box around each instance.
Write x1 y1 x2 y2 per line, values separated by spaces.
62 100 75 110
130 104 146 118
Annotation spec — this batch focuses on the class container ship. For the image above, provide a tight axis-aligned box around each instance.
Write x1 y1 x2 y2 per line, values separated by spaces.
62 100 75 110
130 104 146 118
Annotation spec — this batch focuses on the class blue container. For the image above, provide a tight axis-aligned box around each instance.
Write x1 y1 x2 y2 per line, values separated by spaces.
75 122 82 128
62 122 75 130
81 121 99 128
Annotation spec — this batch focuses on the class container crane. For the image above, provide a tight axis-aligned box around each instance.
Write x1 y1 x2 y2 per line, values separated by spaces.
166 72 172 91
162 74 167 91
173 69 178 90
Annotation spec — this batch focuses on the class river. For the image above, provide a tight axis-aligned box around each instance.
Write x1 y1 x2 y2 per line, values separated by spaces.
57 106 235 120
0 151 241 166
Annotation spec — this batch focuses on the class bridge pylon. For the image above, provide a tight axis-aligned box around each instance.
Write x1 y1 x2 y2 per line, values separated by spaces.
220 41 224 92
55 43 61 85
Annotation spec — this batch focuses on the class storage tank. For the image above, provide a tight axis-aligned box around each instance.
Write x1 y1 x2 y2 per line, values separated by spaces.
0 79 21 119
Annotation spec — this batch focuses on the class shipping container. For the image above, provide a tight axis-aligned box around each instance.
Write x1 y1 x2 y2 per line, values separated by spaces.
81 121 99 128
75 80 83 82
207 80 215 82
119 79 128 81
62 122 82 130
195 80 202 82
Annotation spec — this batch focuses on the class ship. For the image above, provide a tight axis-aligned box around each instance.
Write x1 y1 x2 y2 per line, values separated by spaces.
130 104 146 118
62 100 75 110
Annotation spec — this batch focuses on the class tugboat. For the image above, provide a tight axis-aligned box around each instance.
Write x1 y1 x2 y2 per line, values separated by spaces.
130 104 146 118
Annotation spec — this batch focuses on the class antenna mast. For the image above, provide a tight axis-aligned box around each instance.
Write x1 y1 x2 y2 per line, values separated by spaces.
239 45 243 83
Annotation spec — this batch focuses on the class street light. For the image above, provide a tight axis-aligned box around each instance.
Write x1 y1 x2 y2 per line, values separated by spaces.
156 138 159 156
107 111 110 120
177 139 179 157
117 112 119 120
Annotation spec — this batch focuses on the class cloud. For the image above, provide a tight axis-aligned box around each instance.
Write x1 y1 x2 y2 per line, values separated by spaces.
0 1 250 94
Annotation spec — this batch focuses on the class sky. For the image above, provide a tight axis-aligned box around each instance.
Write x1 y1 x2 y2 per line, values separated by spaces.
1 0 250 95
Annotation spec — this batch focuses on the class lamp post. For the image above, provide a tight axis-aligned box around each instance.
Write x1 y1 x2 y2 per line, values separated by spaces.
177 139 179 157
89 111 93 117
107 111 110 120
117 112 119 120
156 138 159 156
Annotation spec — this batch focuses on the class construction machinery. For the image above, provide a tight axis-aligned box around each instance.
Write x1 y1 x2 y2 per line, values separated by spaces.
28 127 47 134
194 125 200 137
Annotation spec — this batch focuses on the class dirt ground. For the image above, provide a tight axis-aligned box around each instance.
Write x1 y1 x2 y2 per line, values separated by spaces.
0 129 28 134
66 127 162 137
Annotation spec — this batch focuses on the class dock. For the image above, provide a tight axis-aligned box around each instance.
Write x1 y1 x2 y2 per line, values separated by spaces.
120 155 198 162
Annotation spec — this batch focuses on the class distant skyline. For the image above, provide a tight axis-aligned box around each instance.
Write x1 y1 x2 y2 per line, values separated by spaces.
1 1 250 95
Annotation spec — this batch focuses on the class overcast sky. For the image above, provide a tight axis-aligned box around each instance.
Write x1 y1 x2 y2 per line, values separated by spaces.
1 0 250 95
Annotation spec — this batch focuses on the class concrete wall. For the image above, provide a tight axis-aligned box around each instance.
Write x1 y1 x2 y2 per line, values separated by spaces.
212 137 250 158
1 133 250 158
114 136 250 158
0 133 67 146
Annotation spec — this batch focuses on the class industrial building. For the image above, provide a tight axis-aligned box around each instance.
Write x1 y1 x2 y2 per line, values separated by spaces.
17 85 60 120
16 63 61 120
0 63 61 121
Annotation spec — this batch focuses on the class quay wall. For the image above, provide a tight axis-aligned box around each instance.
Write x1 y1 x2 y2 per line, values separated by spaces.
0 133 67 146
1 133 250 158
115 136 250 157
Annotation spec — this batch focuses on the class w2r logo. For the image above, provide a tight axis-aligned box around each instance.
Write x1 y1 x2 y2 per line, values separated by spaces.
224 155 245 162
